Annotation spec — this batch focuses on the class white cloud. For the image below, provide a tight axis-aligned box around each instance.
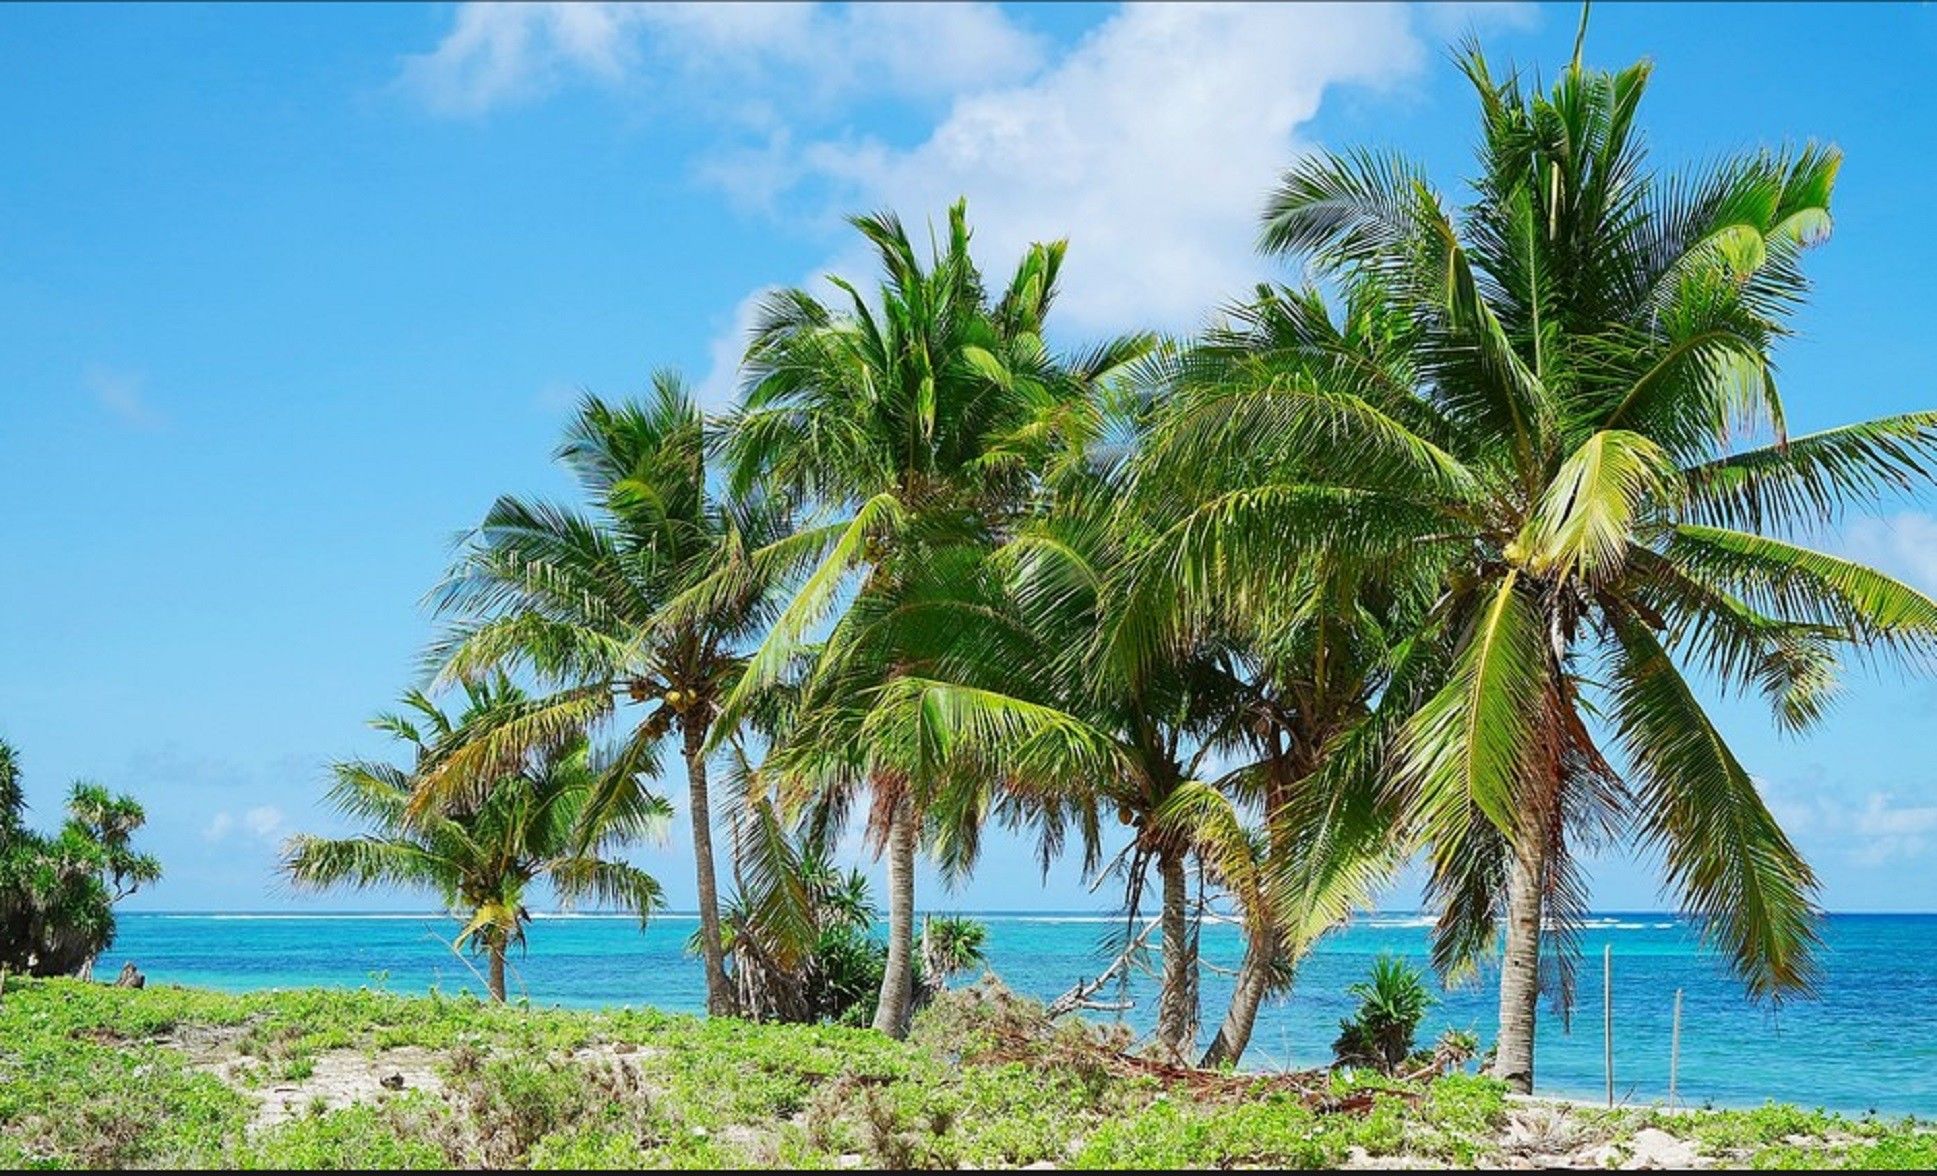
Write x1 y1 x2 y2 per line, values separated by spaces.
1851 792 1937 865
400 1 1046 118
1760 774 1937 867
244 805 287 840
687 3 1451 399
758 3 1429 336
1839 511 1937 594
83 364 162 429
402 3 1532 407
203 805 287 846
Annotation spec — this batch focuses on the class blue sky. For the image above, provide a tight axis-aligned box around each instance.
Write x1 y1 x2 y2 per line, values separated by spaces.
4 2 1936 914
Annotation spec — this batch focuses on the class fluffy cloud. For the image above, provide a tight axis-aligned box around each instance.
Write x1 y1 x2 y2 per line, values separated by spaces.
203 805 287 846
1761 773 1937 867
401 3 1530 401
768 3 1427 335
681 4 1455 400
1851 792 1937 865
399 1 1046 118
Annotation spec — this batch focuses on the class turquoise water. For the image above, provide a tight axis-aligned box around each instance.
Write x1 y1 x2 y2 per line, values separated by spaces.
104 911 1936 1115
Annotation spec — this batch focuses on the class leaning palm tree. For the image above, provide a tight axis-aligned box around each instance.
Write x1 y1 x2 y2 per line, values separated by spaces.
423 377 787 1015
1003 466 1258 1059
1127 37 1937 1092
284 682 669 1002
711 199 1148 1037
1124 288 1450 1068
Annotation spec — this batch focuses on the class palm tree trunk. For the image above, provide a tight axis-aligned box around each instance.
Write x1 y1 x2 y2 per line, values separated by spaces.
1201 928 1272 1068
872 794 917 1039
1491 836 1547 1094
487 941 508 1003
683 720 733 1017
1154 846 1197 1059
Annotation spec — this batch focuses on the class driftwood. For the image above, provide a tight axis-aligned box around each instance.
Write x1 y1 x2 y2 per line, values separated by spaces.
1046 917 1159 1018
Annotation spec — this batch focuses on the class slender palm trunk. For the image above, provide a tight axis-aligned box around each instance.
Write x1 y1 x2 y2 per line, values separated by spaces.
1491 836 1547 1094
872 795 917 1038
683 720 733 1017
1154 846 1197 1059
487 941 508 1003
1201 928 1273 1068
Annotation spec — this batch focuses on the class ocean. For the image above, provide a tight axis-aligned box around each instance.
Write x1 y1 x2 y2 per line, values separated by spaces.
102 911 1937 1116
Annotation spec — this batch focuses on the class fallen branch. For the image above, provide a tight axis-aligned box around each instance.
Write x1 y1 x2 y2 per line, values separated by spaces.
1046 917 1160 1019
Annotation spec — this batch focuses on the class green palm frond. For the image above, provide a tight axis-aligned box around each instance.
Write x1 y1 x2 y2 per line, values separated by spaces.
281 834 451 895
1397 573 1554 839
1518 429 1681 584
1665 525 1937 656
550 858 666 926
1603 604 1820 998
1682 411 1937 531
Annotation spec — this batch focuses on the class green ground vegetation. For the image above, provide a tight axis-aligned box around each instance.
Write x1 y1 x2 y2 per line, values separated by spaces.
1 977 1929 1171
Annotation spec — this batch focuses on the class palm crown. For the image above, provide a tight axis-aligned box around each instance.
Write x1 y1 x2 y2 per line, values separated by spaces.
714 200 1150 1036
282 680 669 1001
425 375 788 1013
1130 41 1937 1089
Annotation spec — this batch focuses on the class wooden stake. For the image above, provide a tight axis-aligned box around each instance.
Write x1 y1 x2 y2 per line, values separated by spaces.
1669 987 1684 1110
1603 944 1614 1108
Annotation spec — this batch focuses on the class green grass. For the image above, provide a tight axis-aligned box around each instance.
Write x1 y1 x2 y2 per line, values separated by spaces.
0 976 1928 1169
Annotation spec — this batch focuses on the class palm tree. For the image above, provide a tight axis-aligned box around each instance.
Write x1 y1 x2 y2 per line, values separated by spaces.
283 682 668 1002
707 794 881 1024
711 199 1148 1038
1131 36 1937 1092
1124 287 1447 1068
423 376 787 1015
1003 466 1256 1059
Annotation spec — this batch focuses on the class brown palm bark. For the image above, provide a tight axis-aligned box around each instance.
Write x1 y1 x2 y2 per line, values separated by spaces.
871 793 918 1038
487 940 508 1003
1201 928 1273 1068
1154 846 1198 1059
1491 835 1547 1093
683 719 733 1017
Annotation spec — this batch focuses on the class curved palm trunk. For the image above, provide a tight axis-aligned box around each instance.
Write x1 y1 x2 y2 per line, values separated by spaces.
1154 846 1198 1059
1201 928 1272 1068
487 940 508 1003
683 720 733 1017
1491 836 1547 1094
871 795 917 1038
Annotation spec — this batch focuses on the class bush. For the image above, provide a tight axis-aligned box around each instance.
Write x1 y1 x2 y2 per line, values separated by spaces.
1332 955 1435 1075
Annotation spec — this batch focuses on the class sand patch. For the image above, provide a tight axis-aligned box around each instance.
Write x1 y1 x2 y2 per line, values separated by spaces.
222 1046 447 1132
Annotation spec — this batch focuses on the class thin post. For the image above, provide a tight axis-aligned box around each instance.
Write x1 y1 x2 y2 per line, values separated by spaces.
1669 987 1684 1110
1602 943 1614 1108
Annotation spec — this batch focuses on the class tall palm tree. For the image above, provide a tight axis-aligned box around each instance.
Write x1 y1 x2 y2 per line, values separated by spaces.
711 200 1148 1038
284 682 668 1002
1124 40 1937 1092
423 377 787 1015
